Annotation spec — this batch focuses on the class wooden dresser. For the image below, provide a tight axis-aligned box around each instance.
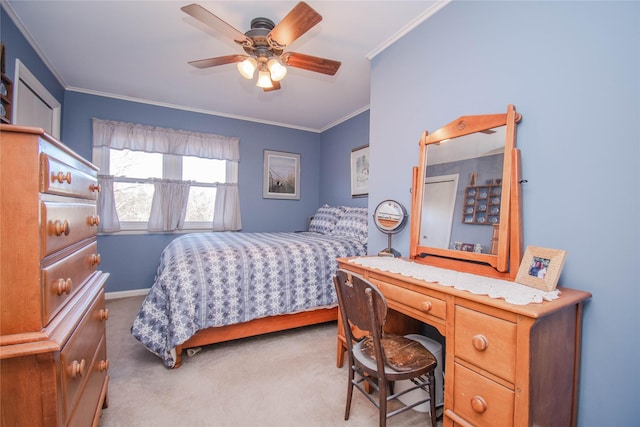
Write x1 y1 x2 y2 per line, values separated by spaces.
336 257 591 427
0 125 110 426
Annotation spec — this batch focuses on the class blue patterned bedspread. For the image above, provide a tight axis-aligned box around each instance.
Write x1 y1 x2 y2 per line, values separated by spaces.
131 232 367 367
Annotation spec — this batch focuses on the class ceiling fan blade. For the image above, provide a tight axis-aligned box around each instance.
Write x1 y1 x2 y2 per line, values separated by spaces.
181 4 252 46
263 80 281 92
281 52 341 76
268 2 322 47
188 55 247 69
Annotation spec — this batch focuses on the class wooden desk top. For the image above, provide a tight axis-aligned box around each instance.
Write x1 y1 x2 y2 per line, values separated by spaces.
337 256 592 320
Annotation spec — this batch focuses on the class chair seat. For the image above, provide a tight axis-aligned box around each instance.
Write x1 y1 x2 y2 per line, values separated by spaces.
355 334 437 373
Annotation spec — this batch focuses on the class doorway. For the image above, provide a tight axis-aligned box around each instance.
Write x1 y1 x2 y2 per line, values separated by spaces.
12 59 60 138
420 174 458 249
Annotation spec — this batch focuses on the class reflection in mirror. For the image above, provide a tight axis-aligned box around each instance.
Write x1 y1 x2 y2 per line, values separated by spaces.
421 126 505 253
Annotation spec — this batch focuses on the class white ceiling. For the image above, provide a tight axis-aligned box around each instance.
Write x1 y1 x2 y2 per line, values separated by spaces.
2 1 448 132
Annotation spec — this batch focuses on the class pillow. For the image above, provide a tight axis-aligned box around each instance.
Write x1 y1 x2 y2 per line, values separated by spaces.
332 207 369 243
308 205 345 234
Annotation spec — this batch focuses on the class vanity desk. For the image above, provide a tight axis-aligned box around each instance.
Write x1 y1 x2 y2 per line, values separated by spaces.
336 106 591 426
335 256 591 427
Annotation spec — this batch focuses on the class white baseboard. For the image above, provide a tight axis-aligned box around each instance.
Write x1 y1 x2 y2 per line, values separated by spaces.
105 288 149 300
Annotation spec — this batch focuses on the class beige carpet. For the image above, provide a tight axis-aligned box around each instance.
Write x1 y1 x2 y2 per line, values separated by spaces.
98 296 439 427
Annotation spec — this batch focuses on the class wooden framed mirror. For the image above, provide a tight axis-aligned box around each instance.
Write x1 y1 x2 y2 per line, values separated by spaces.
409 105 523 279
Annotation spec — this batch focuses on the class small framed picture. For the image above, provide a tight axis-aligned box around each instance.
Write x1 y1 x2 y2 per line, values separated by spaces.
461 243 474 252
263 150 300 200
515 246 567 292
350 144 369 197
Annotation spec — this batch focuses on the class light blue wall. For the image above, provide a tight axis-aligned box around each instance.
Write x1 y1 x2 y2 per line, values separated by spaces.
319 110 369 207
2 4 371 293
61 90 323 232
0 7 64 114
61 91 324 291
60 93 370 293
4 3 639 422
369 1 639 425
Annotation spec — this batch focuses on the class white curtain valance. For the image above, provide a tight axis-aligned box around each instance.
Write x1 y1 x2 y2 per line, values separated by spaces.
92 118 239 161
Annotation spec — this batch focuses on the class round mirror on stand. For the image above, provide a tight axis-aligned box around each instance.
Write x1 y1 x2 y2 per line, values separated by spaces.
373 200 408 257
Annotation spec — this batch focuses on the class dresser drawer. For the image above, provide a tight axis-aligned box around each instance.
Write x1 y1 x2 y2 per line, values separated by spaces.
452 362 514 427
41 201 99 258
42 242 100 326
68 334 108 427
454 305 516 383
371 279 446 321
40 153 99 200
60 290 108 423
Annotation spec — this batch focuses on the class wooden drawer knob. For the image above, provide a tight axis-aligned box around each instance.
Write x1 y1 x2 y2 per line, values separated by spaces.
472 334 488 351
99 308 109 321
90 183 101 193
69 359 86 379
53 219 70 236
99 359 109 372
88 215 100 226
55 278 72 295
420 301 432 312
471 396 487 414
52 171 72 184
90 253 101 266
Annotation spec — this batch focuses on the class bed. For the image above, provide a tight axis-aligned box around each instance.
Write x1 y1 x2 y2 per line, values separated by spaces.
131 205 368 367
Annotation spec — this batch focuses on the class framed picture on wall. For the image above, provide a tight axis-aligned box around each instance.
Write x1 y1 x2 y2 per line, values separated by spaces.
350 144 369 197
263 150 300 200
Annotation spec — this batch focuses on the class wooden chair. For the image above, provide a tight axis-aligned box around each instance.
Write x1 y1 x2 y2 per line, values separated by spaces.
333 269 438 427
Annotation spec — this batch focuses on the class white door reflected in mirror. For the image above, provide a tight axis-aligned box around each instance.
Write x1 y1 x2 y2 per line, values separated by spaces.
421 174 458 249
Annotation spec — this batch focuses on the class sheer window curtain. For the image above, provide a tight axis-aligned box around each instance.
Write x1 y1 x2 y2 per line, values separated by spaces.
148 179 191 232
96 175 121 232
92 118 241 232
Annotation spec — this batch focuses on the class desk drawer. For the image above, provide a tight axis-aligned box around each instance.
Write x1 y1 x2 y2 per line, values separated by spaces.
371 279 446 321
452 362 514 427
454 305 516 383
41 201 99 258
60 290 107 423
40 153 99 200
42 242 99 325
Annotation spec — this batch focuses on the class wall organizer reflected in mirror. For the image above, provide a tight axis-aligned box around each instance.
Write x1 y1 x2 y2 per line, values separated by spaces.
373 199 408 257
410 105 523 279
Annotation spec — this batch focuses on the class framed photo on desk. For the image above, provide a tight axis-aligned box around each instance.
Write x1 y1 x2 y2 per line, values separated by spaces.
516 245 567 291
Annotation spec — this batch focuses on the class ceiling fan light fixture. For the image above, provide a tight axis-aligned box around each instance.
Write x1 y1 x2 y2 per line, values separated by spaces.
267 58 287 82
237 57 257 79
182 2 341 92
256 69 273 88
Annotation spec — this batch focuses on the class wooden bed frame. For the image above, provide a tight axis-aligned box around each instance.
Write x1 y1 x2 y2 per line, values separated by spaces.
173 306 338 367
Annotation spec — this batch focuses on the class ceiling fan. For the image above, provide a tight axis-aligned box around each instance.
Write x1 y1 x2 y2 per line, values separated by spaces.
181 2 341 92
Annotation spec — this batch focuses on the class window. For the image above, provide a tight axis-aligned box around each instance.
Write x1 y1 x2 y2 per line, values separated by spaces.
107 149 228 229
92 119 241 233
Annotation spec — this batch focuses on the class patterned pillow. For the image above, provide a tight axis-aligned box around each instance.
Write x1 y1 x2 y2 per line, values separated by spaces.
332 207 369 243
308 205 345 234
